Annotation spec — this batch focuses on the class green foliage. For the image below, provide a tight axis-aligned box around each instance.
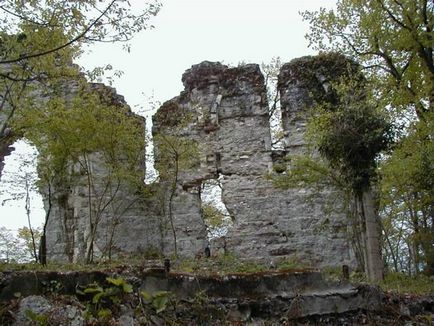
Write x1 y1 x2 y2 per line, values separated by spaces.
0 226 43 263
25 310 48 326
177 253 268 275
271 56 392 194
302 0 433 119
140 290 172 314
320 266 368 283
271 155 342 191
16 91 145 185
17 227 41 261
276 257 309 270
201 203 231 237
380 114 434 274
307 77 393 193
202 204 226 228
153 113 200 258
13 88 146 263
270 56 390 281
302 0 433 276
154 134 200 179
77 277 133 319
0 0 161 147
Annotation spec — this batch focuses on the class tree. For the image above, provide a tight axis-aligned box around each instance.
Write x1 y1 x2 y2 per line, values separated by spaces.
152 101 201 258
0 227 22 262
202 203 228 239
15 87 146 263
302 0 433 120
153 133 199 258
379 115 434 274
17 226 41 263
260 57 284 149
273 55 392 281
0 140 40 262
302 0 434 276
310 79 392 282
0 0 161 176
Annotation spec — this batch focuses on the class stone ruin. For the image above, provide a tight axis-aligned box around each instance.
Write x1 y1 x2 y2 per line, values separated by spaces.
151 54 355 267
1 54 357 267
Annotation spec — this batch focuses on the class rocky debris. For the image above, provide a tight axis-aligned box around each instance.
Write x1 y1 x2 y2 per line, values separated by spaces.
13 295 52 325
47 304 85 326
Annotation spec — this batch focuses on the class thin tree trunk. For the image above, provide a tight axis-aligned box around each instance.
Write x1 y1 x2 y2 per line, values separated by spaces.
384 228 399 272
361 188 384 282
25 175 38 262
39 181 52 265
84 156 94 264
351 196 365 271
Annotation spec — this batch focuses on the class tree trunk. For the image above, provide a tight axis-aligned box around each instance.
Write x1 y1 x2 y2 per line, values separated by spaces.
360 188 384 282
39 181 52 265
39 235 47 266
25 176 38 263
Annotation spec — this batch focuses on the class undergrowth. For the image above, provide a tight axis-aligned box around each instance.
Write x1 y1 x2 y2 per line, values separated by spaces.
2 258 433 296
380 272 434 295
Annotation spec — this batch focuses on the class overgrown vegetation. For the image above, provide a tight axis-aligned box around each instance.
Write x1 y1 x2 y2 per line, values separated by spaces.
272 54 393 281
282 0 434 278
153 111 200 258
380 272 434 295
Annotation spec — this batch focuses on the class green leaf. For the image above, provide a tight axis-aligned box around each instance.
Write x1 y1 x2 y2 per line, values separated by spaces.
97 308 112 319
92 291 105 304
140 290 152 302
122 283 133 293
83 286 103 294
106 277 123 287
152 291 171 313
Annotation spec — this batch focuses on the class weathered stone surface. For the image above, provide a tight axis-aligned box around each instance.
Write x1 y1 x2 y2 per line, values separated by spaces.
0 141 13 182
2 55 357 266
1 270 381 320
152 58 355 267
42 80 157 263
13 295 52 325
1 269 431 325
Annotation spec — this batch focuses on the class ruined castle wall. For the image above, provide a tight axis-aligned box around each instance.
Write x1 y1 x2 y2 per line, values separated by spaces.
43 80 185 263
3 55 356 266
45 77 208 262
153 57 355 267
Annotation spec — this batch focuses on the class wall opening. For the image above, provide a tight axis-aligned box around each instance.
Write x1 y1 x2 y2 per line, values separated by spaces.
261 57 285 150
0 139 45 262
144 131 159 184
200 176 233 239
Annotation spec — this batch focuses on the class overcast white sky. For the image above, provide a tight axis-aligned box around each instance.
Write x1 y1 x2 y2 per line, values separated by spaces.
0 0 336 231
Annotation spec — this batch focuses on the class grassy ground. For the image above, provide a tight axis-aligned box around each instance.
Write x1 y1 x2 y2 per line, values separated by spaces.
1 256 433 295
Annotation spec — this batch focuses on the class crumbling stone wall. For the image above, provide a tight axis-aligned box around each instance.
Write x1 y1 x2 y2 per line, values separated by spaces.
1 54 357 266
43 79 176 263
153 56 355 267
44 77 208 263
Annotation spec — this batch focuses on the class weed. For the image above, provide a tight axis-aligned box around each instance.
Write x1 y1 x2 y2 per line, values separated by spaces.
25 310 48 326
381 272 434 295
140 290 172 313
176 253 268 275
276 256 308 270
77 276 133 319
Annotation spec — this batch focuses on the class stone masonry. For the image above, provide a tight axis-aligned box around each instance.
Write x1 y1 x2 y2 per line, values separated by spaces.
153 55 355 267
0 54 356 267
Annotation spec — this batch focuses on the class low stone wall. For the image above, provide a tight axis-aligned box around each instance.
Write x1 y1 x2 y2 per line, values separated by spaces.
1 268 432 325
